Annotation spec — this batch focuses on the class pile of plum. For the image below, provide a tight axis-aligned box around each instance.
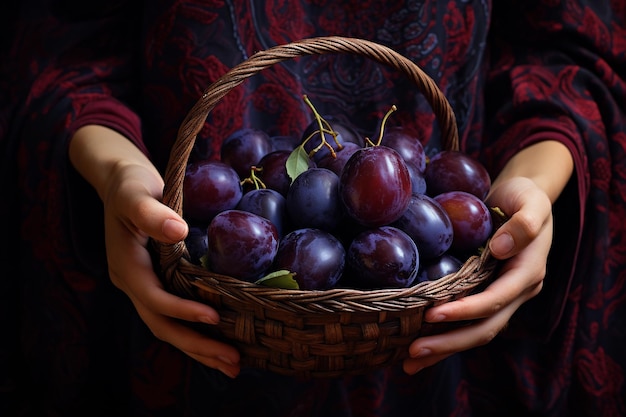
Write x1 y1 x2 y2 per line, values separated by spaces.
183 105 494 291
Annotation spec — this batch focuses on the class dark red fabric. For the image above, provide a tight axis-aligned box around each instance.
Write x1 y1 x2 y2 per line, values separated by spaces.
1 0 625 416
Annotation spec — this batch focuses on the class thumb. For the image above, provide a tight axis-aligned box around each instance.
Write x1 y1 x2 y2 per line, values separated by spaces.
488 223 514 258
130 195 189 244
486 178 552 259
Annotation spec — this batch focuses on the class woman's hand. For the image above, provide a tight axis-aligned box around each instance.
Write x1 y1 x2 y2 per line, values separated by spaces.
403 176 551 373
70 125 241 378
403 140 574 374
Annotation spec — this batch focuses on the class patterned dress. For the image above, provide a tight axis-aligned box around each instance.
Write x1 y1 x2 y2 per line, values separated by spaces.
1 1 625 416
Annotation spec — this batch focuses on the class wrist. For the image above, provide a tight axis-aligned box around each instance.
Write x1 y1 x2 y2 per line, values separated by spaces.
69 124 160 201
490 140 574 204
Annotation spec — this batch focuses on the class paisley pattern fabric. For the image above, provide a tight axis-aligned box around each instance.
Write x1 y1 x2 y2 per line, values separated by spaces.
1 0 625 416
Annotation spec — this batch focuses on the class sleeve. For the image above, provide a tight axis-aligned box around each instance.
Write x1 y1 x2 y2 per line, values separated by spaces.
481 0 626 340
0 0 147 274
5 0 146 152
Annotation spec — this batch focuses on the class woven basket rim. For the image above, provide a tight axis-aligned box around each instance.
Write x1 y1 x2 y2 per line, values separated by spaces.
178 244 495 313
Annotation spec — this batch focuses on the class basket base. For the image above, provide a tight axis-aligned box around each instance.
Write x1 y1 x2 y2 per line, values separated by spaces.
191 299 475 378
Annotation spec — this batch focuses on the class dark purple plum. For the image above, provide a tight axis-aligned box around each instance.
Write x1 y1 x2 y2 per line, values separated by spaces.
340 145 412 227
207 210 279 281
425 150 491 199
323 115 362 145
271 135 300 152
323 116 364 153
183 160 243 223
434 191 493 253
417 253 464 282
273 228 346 290
331 211 369 248
317 141 361 176
380 126 427 173
236 188 289 237
220 127 272 178
286 167 343 231
185 225 209 264
257 150 315 197
347 226 419 289
392 193 453 260
406 161 427 195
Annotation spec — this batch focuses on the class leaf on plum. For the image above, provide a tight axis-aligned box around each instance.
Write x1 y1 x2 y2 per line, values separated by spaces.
254 270 300 289
200 254 209 269
286 146 311 183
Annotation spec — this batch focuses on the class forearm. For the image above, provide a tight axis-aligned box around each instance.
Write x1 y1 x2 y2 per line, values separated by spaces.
69 124 162 203
489 140 574 204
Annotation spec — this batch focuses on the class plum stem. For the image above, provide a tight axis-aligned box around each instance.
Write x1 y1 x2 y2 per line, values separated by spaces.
240 166 267 190
375 105 398 146
302 95 341 158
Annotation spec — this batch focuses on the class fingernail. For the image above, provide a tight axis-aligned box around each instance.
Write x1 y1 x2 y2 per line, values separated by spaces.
489 232 514 256
217 366 239 379
410 365 424 374
411 348 431 358
426 313 445 323
403 360 424 375
218 355 236 366
199 315 218 325
163 218 187 241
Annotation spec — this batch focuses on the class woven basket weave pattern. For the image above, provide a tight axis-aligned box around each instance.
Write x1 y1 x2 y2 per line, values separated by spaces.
156 36 498 377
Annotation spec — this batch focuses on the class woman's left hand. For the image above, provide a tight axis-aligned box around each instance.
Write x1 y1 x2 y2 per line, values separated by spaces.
403 175 553 374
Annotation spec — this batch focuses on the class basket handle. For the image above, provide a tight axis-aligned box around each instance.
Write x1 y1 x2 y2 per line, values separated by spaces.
161 36 459 218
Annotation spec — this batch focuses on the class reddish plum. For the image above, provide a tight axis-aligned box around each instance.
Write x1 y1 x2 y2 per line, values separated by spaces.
256 150 292 196
340 146 412 227
425 150 491 199
317 141 361 176
381 126 427 173
434 191 493 253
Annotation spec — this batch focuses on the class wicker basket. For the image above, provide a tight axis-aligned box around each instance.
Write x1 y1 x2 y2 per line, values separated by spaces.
156 36 499 378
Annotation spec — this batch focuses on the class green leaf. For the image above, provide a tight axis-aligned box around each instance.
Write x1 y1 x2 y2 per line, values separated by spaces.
286 146 311 183
254 270 300 289
200 254 209 269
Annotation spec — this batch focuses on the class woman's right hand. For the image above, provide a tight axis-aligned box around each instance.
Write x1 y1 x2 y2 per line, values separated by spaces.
69 125 241 378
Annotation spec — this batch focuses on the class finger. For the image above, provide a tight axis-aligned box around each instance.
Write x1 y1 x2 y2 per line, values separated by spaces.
127 192 189 243
127 271 242 378
105 161 188 244
423 267 543 324
486 179 552 259
110 259 221 326
141 283 222 326
406 300 519 369
488 209 549 259
133 300 241 378
106 218 220 325
403 353 451 375
426 198 552 324
187 351 241 379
